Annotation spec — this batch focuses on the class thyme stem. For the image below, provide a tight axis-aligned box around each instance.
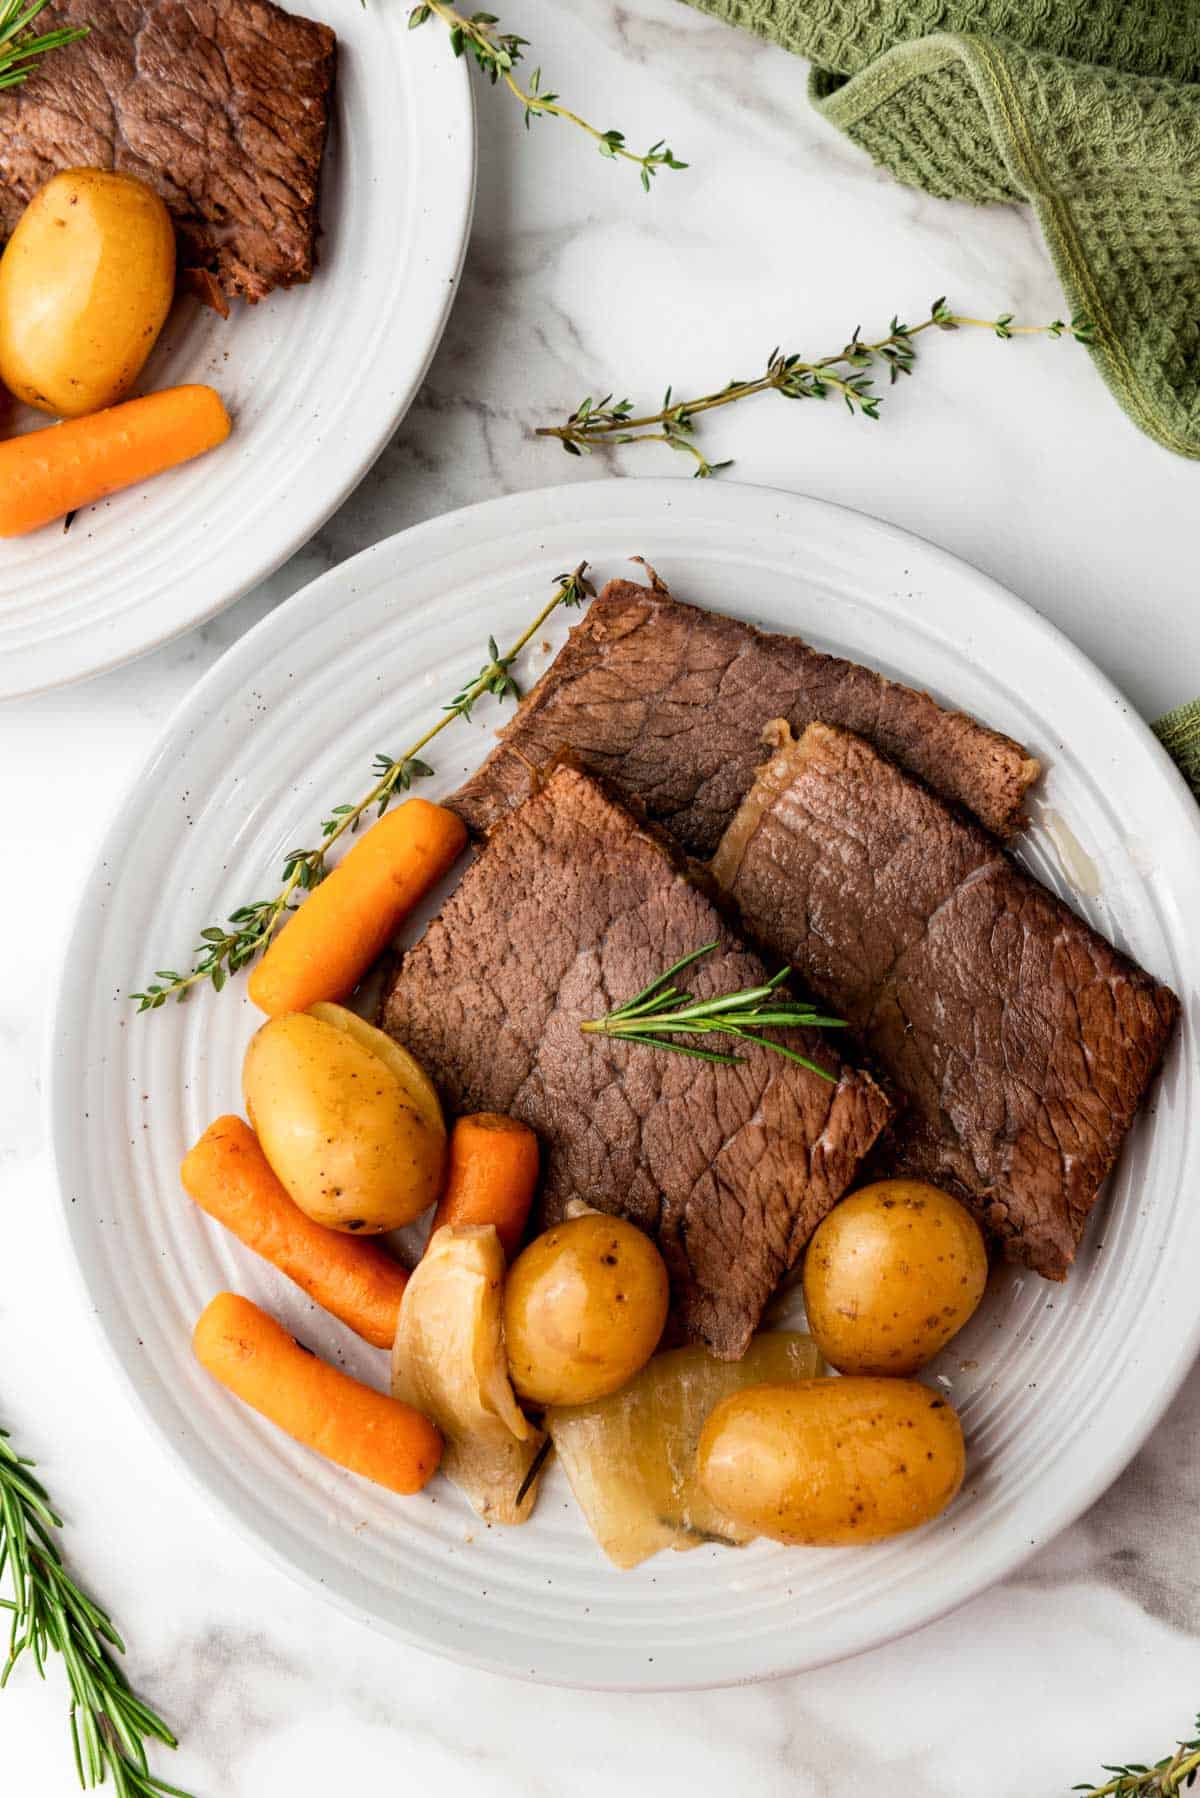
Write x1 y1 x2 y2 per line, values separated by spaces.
538 298 1095 476
408 2 686 190
1073 1717 1200 1797
133 565 595 1010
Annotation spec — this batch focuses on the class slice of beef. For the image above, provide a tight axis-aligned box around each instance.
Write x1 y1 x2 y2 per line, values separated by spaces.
381 764 893 1358
712 721 1180 1280
451 578 1040 854
0 0 336 303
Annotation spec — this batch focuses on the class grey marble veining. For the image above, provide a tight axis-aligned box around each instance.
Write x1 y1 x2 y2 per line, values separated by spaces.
3 0 1199 1791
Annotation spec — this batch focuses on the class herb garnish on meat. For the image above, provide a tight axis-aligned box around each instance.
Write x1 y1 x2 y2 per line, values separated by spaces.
581 940 845 1078
0 0 86 90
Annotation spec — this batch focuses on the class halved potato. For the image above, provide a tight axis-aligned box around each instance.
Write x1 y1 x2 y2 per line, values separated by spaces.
243 1008 446 1233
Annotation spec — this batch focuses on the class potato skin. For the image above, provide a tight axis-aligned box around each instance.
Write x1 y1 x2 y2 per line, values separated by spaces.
697 1378 965 1546
0 169 175 418
243 1012 446 1233
802 1180 988 1376
504 1215 669 1406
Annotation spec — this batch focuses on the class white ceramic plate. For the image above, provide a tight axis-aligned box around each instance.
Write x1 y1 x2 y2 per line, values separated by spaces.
0 2 474 700
49 479 1200 1688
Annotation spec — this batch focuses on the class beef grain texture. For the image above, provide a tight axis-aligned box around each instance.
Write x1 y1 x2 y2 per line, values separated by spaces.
381 764 893 1358
451 579 1041 854
0 0 336 302
712 721 1180 1280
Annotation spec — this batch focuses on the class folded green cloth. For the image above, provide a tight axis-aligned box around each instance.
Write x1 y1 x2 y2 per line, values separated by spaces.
682 0 1200 802
1154 697 1200 801
680 0 1200 460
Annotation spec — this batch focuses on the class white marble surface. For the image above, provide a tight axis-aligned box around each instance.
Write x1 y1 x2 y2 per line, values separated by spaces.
3 1 1200 1791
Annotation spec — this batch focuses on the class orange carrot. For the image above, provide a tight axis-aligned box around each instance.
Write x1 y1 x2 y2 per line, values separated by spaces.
193 1293 441 1495
0 385 231 537
181 1116 409 1350
428 1113 540 1259
248 798 468 1017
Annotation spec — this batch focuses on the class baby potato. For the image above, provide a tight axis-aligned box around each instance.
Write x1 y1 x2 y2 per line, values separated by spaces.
802 1180 988 1376
243 1010 446 1233
0 169 175 418
697 1378 965 1546
505 1214 669 1406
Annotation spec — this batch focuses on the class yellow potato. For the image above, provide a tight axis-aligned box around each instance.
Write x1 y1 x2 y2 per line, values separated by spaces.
802 1180 988 1376
504 1214 670 1406
243 1010 446 1233
0 169 175 418
307 1003 444 1138
697 1378 965 1546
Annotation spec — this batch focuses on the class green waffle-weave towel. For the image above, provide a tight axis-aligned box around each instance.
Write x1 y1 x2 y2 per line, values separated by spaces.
680 0 1200 461
681 0 1200 803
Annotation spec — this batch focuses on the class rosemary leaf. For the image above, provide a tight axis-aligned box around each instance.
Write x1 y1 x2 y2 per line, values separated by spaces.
581 943 840 1080
0 1427 192 1795
0 0 87 91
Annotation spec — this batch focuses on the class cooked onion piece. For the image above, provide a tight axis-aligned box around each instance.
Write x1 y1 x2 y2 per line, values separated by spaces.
547 1333 822 1569
392 1225 545 1525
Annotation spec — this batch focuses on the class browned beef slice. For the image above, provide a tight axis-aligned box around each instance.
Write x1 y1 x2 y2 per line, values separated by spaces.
381 764 893 1358
0 0 336 302
712 722 1180 1280
451 579 1040 853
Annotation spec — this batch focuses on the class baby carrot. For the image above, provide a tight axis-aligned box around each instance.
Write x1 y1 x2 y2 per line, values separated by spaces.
428 1113 540 1259
248 798 467 1016
0 385 231 537
181 1116 409 1349
193 1293 442 1495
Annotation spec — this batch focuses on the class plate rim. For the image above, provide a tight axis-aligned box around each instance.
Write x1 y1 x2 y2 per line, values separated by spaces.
47 476 1200 1689
0 10 477 702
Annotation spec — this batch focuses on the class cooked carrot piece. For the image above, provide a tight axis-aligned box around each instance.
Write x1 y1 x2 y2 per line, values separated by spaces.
0 385 231 537
181 1116 409 1349
428 1113 539 1259
247 798 468 1017
193 1293 441 1495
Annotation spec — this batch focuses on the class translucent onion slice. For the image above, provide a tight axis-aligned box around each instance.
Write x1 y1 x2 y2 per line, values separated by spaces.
392 1225 545 1524
547 1332 822 1568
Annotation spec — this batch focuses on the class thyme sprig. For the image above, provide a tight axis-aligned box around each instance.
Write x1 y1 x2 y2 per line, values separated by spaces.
581 941 844 1079
1075 1717 1200 1797
0 1427 191 1795
0 0 87 89
133 564 595 1011
539 298 1096 476
408 3 686 190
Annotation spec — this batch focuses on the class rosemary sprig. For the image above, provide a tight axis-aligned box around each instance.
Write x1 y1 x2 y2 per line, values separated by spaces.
1074 1717 1200 1797
0 1427 192 1795
407 2 686 190
581 941 844 1079
0 0 87 91
133 564 595 1010
538 298 1096 476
